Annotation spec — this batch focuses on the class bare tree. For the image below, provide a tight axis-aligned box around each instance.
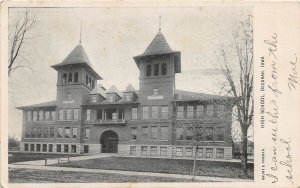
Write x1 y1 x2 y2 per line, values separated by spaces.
8 9 36 77
216 16 253 176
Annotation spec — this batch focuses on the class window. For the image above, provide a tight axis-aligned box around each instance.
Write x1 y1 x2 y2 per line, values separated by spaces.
66 109 72 120
161 63 167 75
72 127 78 139
176 147 183 157
58 109 64 120
86 109 91 121
151 126 158 139
146 65 151 76
216 127 224 141
30 144 35 151
92 80 95 89
85 128 90 139
130 146 136 155
45 111 50 121
24 144 29 151
205 127 213 141
153 89 159 95
131 127 137 140
31 127 36 138
68 73 72 83
150 146 157 156
142 127 148 139
27 111 32 121
38 110 44 121
67 93 72 100
89 77 91 87
187 106 194 119
160 147 167 156
57 127 63 138
50 128 55 138
142 106 149 119
197 105 204 118
216 148 224 158
154 64 159 76
218 105 226 117
141 146 147 156
185 147 193 157
207 105 214 117
131 108 137 120
42 144 47 152
186 127 193 140
49 144 53 152
151 106 158 119
43 127 49 138
64 145 69 153
206 148 213 158
161 126 168 140
56 144 61 152
108 95 114 102
71 145 76 153
161 106 168 119
63 73 67 83
73 109 79 120
125 95 131 101
197 148 203 158
92 96 97 103
36 144 41 152
74 72 78 82
65 127 70 138
25 127 30 138
33 111 38 121
196 127 204 141
84 145 89 153
37 127 42 138
177 106 184 119
51 111 56 121
176 127 183 140
86 75 88 85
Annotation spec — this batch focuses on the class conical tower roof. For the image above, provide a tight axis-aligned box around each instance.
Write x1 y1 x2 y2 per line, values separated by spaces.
142 31 174 56
123 84 136 93
106 85 122 97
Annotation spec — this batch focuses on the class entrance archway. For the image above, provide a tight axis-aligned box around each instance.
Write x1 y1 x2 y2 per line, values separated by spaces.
100 130 119 153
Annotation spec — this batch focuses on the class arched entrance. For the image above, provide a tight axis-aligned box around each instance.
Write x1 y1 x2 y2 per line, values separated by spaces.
100 130 119 153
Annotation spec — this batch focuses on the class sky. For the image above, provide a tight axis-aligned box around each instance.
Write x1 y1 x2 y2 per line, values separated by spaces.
8 7 252 139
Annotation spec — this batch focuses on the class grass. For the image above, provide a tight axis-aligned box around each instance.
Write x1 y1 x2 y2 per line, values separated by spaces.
53 157 254 179
9 168 206 183
8 152 81 164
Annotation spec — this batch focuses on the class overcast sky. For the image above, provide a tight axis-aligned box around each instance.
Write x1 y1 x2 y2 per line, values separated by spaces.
8 7 251 138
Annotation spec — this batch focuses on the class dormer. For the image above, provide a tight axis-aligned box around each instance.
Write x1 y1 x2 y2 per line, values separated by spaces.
106 85 122 102
90 84 107 103
123 84 138 102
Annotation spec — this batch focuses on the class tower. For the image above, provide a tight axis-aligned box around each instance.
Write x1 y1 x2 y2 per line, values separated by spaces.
133 29 181 105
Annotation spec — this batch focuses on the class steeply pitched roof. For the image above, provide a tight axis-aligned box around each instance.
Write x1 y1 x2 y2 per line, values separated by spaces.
17 100 56 109
123 84 136 93
106 85 122 97
175 90 229 101
51 44 102 80
90 84 106 98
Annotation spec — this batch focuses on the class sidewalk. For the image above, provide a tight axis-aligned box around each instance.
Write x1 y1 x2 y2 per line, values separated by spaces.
9 164 252 182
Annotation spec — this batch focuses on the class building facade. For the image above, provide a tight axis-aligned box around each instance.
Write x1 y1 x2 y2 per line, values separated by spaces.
18 29 233 159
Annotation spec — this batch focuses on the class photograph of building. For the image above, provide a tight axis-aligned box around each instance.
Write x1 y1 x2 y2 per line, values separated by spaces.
17 27 234 159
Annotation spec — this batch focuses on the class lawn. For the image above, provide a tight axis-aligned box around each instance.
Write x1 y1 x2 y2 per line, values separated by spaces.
9 168 205 183
53 157 254 179
9 152 81 164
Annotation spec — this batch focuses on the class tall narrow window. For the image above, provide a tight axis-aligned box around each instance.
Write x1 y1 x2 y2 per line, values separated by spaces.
142 127 148 139
31 127 36 138
62 73 67 83
197 105 204 118
161 106 168 119
160 147 167 156
131 108 137 120
216 148 224 158
72 127 78 138
88 77 91 87
141 146 147 156
150 146 157 156
58 109 64 120
142 106 149 119
154 64 159 76
177 106 184 119
68 73 72 83
73 109 79 120
25 127 30 138
131 127 137 140
176 127 183 140
66 109 72 120
176 147 183 157
185 147 193 157
206 148 213 158
86 75 88 85
33 111 38 121
161 63 167 75
92 80 95 89
65 127 70 138
187 106 194 119
161 126 168 140
38 110 44 121
37 127 42 138
130 146 136 155
85 128 90 139
86 109 91 121
27 111 32 121
207 105 214 117
151 126 158 139
50 128 55 138
151 106 158 119
74 72 79 82
45 111 50 121
186 127 193 140
43 127 49 138
218 105 226 117
57 128 63 138
205 127 213 141
51 111 56 121
146 65 151 76
216 127 224 141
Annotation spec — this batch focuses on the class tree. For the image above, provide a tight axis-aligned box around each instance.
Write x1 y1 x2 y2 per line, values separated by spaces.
216 16 253 176
8 135 20 151
8 9 36 77
191 124 204 181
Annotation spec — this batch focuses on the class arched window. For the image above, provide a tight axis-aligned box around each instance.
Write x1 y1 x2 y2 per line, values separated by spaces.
92 80 95 89
86 75 88 85
62 73 67 83
68 73 72 83
161 63 167 75
89 77 91 87
74 72 79 82
146 65 151 76
154 64 159 76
